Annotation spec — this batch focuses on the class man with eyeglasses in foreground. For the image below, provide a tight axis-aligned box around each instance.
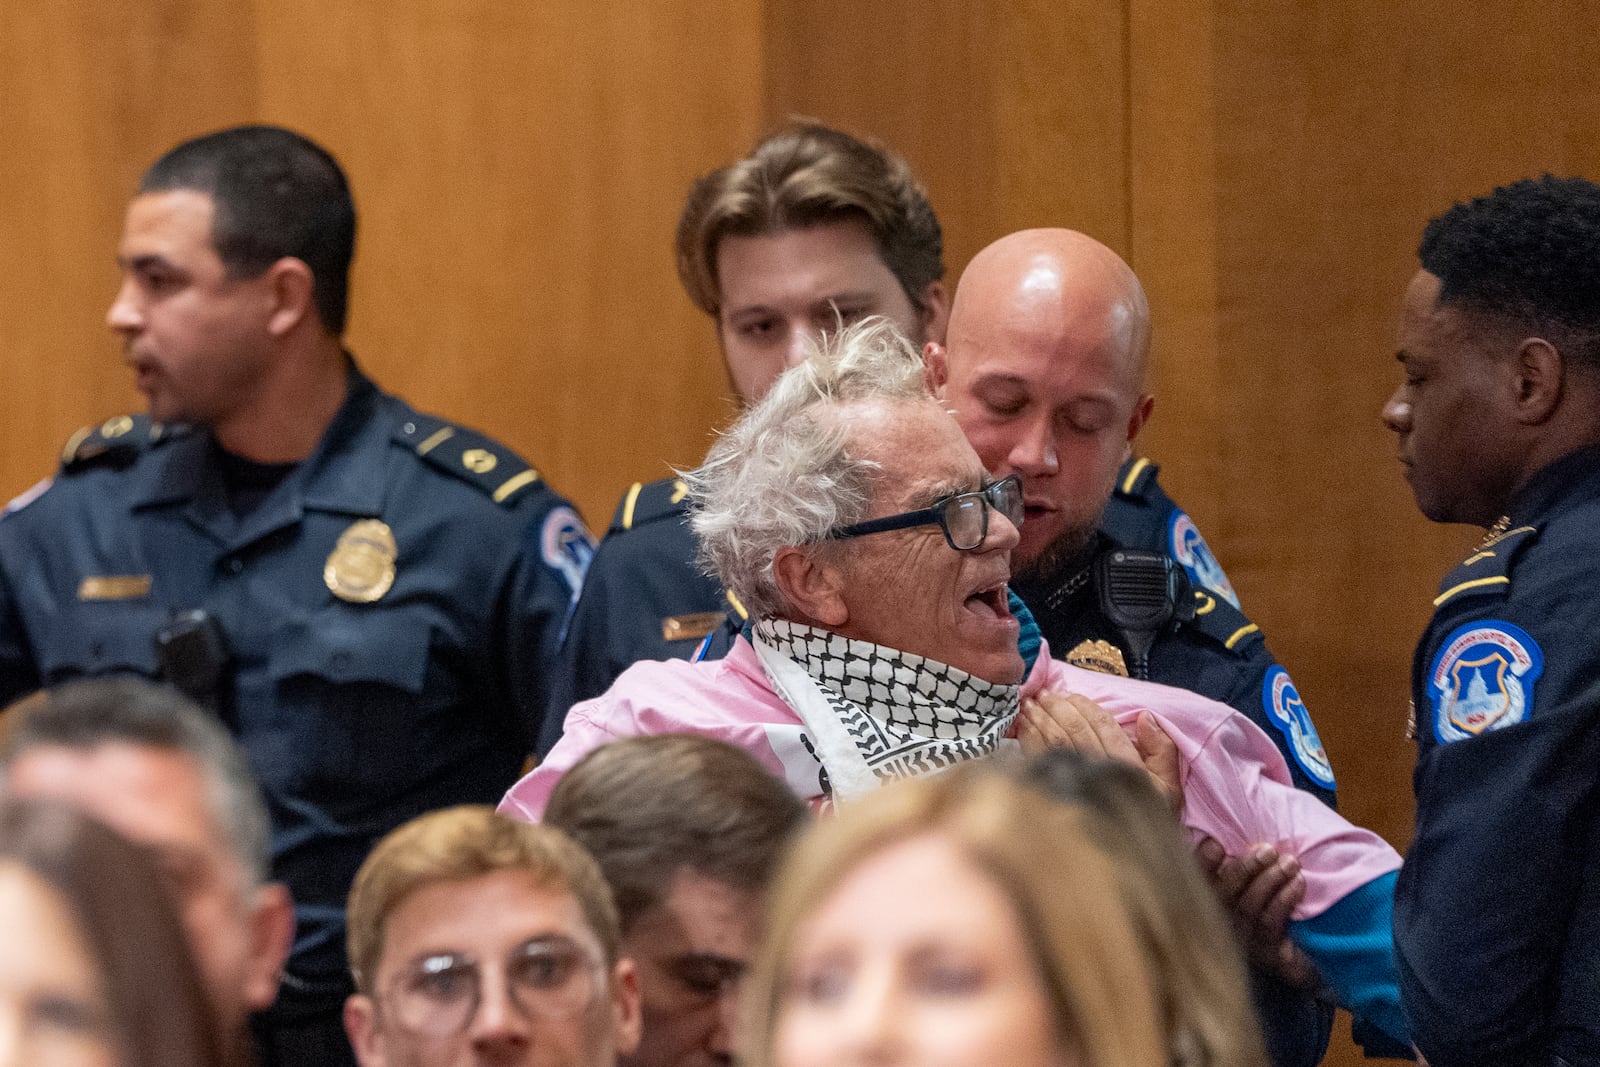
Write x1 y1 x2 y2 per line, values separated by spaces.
343 804 640 1067
499 319 1409 1053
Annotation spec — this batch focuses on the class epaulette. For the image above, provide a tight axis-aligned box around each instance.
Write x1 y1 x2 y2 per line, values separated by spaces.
1114 456 1161 500
608 477 691 534
59 414 172 473
395 415 542 507
1183 587 1265 656
1432 523 1539 610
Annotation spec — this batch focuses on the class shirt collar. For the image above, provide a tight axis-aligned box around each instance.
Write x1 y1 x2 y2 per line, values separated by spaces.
129 361 391 545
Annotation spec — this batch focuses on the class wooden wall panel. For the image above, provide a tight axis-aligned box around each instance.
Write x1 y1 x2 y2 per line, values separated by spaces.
765 0 1127 278
0 0 256 505
1205 0 1600 848
249 0 765 526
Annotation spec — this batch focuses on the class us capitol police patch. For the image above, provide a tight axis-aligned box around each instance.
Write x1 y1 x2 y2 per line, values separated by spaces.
1427 620 1544 743
1261 666 1336 789
1168 510 1240 608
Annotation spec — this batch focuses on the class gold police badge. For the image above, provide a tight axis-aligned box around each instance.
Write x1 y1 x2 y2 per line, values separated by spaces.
324 520 397 603
1064 638 1129 677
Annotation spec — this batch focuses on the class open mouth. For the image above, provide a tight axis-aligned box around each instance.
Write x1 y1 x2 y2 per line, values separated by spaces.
965 580 1013 620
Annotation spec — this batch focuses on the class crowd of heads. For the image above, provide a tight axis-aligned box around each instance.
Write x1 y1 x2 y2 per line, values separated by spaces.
0 678 1264 1067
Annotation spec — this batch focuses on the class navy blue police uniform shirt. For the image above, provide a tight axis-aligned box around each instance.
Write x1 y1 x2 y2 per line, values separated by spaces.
0 364 594 987
1048 457 1339 806
1394 442 1600 1067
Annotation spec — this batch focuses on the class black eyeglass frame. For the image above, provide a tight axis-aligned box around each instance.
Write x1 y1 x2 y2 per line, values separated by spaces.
826 474 1024 552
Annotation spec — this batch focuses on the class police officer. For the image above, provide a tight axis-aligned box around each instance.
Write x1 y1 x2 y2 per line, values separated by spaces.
1385 176 1600 1067
0 126 592 1066
927 229 1337 804
927 227 1347 1065
553 123 1230 734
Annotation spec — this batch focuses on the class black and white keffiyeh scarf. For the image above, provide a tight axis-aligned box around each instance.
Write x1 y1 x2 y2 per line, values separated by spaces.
752 619 1021 801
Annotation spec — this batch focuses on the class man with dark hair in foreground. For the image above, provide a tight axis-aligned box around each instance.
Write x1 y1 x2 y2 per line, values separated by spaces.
540 735 807 1067
1384 175 1600 1067
0 124 592 1065
0 678 294 1055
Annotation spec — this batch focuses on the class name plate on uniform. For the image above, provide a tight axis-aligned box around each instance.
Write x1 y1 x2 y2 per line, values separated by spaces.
661 612 725 642
77 575 152 600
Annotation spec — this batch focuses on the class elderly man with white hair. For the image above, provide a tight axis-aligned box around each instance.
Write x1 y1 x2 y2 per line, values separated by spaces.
501 319 1408 1052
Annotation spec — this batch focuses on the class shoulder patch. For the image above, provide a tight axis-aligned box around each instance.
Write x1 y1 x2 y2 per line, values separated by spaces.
541 505 595 599
1432 525 1538 609
1114 456 1160 499
396 416 541 506
1428 620 1544 743
60 414 169 473
1167 510 1240 608
1261 666 1336 789
1182 587 1262 655
610 477 691 533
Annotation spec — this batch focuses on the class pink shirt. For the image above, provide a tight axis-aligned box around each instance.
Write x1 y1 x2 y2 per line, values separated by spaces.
501 639 1397 921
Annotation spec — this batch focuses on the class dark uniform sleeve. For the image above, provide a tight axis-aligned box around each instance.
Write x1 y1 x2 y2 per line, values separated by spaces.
1101 456 1248 610
495 497 593 752
0 418 159 707
1396 522 1600 1067
540 478 732 754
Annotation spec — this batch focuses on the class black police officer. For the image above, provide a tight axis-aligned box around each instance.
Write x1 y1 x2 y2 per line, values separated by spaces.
1385 175 1600 1067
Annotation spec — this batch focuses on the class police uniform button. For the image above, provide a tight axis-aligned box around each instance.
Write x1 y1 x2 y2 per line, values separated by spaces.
402 422 416 435
331 651 352 671
226 558 245 575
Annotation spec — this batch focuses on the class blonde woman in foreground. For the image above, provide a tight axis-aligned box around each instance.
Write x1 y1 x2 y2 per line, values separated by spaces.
741 760 1267 1067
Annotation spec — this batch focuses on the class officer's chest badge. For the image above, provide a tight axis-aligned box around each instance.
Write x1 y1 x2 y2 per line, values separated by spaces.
325 520 398 604
1064 639 1129 677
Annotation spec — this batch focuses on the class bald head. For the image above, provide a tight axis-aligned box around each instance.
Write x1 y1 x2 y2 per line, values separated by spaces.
929 229 1154 572
950 228 1149 382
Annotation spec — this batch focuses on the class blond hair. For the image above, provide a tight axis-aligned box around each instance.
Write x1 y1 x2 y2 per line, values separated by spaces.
346 805 618 992
742 766 1265 1067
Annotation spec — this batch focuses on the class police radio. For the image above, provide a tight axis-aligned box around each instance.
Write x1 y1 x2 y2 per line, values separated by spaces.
1093 548 1193 680
154 609 232 714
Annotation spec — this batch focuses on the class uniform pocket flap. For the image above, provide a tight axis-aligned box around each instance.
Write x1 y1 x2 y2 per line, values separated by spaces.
39 603 166 677
268 611 431 693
